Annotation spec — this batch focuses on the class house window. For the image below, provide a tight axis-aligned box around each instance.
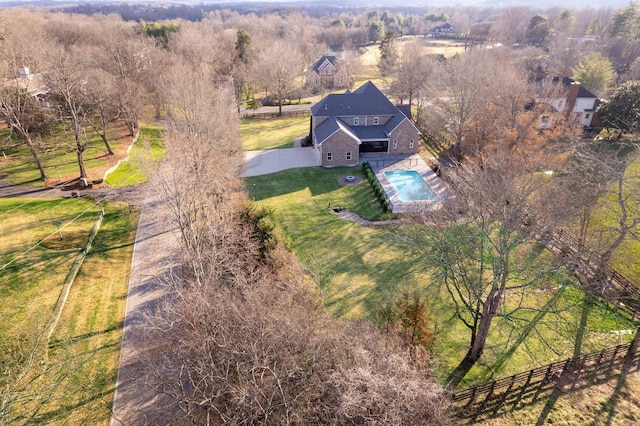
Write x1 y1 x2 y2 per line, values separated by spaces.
373 117 379 125
327 152 333 161
393 139 398 149
354 117 360 125
409 139 414 148
346 151 352 160
585 113 590 119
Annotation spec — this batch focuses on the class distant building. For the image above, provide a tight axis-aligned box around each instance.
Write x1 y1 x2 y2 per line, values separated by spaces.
536 77 600 129
427 23 456 38
305 56 349 89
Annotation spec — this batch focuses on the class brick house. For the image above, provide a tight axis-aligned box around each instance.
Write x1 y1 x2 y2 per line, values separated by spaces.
306 56 350 89
310 81 420 167
537 76 601 129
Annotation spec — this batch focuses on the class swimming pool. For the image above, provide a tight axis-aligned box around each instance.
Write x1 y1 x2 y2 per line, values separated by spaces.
384 170 437 202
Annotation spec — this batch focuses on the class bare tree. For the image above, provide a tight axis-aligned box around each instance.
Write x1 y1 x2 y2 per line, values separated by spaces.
0 314 93 425
428 50 497 159
254 40 305 116
389 40 434 106
570 140 640 278
135 54 450 424
0 26 52 181
98 25 151 137
405 144 571 389
46 45 92 181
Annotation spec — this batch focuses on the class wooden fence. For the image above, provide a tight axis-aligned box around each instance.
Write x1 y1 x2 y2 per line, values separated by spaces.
453 338 640 417
544 229 640 320
365 157 423 169
241 110 310 120
452 227 640 419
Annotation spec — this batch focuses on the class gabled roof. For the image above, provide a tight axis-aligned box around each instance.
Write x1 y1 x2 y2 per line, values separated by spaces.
352 125 388 141
311 81 398 117
313 116 361 146
576 85 598 99
310 56 338 74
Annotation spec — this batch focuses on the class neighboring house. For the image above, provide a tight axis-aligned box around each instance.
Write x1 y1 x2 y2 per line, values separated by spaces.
306 56 349 89
427 23 456 38
310 81 420 167
537 77 600 129
2 67 48 105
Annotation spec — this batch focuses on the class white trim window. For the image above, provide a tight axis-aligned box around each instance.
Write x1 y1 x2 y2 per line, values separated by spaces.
354 117 360 125
327 152 333 161
392 139 397 149
409 139 414 148
373 117 379 125
346 151 352 160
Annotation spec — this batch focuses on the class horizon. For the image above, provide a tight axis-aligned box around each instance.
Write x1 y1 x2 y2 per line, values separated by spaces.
0 0 631 9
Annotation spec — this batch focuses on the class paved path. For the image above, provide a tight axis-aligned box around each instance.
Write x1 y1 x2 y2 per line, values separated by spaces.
109 175 180 425
242 147 319 177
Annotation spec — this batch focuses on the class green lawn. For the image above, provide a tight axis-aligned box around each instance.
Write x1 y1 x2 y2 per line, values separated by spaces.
246 167 635 387
241 117 310 151
565 146 640 284
0 123 131 187
0 197 138 424
105 124 166 187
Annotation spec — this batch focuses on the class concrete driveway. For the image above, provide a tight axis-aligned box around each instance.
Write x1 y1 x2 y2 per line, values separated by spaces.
242 147 319 177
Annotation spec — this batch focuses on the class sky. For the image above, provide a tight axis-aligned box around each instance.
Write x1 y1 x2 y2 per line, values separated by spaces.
0 0 630 9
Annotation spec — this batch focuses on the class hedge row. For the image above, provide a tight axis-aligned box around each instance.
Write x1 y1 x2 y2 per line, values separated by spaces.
362 162 392 213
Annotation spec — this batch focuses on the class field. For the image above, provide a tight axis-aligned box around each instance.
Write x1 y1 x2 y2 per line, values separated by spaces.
240 117 310 150
0 197 138 424
354 37 466 88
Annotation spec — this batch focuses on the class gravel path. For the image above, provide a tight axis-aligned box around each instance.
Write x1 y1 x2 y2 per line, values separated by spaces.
333 208 404 226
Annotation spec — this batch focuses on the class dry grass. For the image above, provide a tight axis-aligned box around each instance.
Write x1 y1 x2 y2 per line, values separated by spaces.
0 198 138 424
476 367 640 425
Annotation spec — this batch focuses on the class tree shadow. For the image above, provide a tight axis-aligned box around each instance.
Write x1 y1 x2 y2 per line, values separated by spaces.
456 339 640 423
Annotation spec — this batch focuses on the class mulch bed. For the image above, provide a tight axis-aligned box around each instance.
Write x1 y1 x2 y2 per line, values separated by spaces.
45 123 136 188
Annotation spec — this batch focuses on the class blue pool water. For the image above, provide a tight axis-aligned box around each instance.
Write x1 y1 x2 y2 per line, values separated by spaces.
384 170 437 202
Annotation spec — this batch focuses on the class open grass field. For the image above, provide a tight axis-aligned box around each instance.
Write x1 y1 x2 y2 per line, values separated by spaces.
0 197 138 424
240 117 310 151
588 149 640 283
245 167 635 390
351 38 468 96
105 124 166 187
0 122 136 188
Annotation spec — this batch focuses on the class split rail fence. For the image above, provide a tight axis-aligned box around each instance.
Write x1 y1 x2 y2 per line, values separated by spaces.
453 227 640 418
241 110 310 120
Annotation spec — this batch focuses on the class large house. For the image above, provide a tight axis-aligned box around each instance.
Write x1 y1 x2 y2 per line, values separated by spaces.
538 77 600 129
310 81 420 167
306 56 349 89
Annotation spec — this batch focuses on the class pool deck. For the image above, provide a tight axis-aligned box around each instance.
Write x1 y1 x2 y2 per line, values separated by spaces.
360 153 450 214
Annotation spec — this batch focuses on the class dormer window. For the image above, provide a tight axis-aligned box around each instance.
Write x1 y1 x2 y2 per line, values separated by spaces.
373 117 379 125
354 117 360 125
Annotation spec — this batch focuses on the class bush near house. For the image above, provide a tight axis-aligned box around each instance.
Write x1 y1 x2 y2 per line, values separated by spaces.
363 162 392 213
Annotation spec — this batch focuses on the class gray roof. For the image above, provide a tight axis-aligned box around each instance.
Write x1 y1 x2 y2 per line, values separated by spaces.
384 114 406 134
352 126 388 141
311 81 398 117
576 85 598 99
312 81 420 145
313 117 361 146
310 56 338 73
